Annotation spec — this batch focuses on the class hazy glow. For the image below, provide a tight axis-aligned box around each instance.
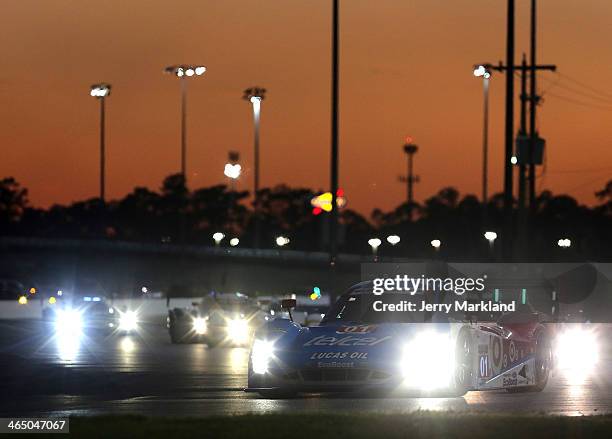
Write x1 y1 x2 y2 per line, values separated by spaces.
193 317 207 335
120 337 135 353
227 318 249 344
556 327 599 372
119 310 138 332
251 339 274 374
18 296 27 305
55 309 83 334
402 331 453 390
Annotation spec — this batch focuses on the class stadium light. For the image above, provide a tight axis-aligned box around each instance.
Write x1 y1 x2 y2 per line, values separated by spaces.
430 239 441 250
276 236 290 247
212 232 225 246
557 238 571 248
90 83 111 202
224 163 242 180
386 235 401 246
164 65 206 180
243 87 266 248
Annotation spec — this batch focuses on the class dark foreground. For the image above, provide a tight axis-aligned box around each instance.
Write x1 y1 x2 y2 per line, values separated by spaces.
24 413 612 439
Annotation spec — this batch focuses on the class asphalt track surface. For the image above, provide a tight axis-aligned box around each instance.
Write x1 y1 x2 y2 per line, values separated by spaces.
1 320 611 418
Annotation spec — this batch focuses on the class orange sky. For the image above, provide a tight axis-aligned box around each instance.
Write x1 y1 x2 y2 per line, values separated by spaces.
1 0 611 215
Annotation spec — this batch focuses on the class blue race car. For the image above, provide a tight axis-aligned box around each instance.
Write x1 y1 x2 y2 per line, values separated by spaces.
245 281 554 398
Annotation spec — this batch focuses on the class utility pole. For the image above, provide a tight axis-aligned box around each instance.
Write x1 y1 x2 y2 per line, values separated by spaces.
517 54 529 257
503 0 515 260
529 0 538 214
402 142 419 205
330 0 339 264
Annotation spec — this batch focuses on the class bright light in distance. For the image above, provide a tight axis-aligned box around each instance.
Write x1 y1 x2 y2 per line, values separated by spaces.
473 65 486 77
556 327 599 372
90 85 110 98
387 235 401 246
484 231 497 242
192 317 207 335
251 339 274 374
213 232 225 244
402 331 453 390
227 318 249 344
368 238 382 249
48 296 57 305
510 156 518 165
224 163 242 179
195 66 206 75
57 290 63 296
230 237 240 247
557 238 571 248
276 236 290 247
119 310 138 332
185 68 195 76
55 309 83 334
430 239 441 249
18 296 28 305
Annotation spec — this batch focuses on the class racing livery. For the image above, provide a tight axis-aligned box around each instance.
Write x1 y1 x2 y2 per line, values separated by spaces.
246 281 553 398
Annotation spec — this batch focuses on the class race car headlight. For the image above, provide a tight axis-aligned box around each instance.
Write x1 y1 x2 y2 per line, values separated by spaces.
251 339 274 374
227 318 249 343
55 309 83 334
401 331 454 390
556 327 599 371
119 310 138 332
193 317 207 335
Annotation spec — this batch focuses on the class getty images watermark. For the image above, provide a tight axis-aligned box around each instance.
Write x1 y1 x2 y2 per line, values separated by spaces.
369 274 514 313
360 262 612 322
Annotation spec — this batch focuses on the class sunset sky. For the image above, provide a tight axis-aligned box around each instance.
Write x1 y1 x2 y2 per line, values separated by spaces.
2 0 611 215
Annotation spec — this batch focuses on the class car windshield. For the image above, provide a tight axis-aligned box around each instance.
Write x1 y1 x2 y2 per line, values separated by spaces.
322 293 430 324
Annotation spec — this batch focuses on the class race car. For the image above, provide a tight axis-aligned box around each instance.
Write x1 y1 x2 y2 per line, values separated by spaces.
167 293 270 346
246 281 555 398
42 296 139 334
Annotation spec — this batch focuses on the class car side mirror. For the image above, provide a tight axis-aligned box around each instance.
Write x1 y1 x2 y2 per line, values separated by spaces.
281 299 296 322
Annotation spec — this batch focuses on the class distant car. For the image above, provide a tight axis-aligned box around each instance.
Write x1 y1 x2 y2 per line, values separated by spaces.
43 296 139 334
167 293 270 346
246 281 555 398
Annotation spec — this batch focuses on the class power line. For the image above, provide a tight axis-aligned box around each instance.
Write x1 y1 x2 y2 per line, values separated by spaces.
540 74 612 105
545 91 612 111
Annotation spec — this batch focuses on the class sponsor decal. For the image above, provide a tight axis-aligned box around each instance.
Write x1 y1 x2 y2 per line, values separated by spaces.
310 352 369 360
304 335 391 347
317 361 355 368
336 325 377 334
502 371 518 387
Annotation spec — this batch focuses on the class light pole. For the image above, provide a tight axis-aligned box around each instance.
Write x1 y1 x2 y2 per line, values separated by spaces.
430 239 441 252
243 87 266 248
484 231 498 257
90 83 111 202
212 232 225 247
473 66 491 208
164 65 206 181
368 238 382 261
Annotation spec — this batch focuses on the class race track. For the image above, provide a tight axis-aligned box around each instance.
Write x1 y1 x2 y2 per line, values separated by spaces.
1 320 610 418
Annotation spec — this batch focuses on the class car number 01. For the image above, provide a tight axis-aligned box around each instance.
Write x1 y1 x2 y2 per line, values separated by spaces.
479 354 490 378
